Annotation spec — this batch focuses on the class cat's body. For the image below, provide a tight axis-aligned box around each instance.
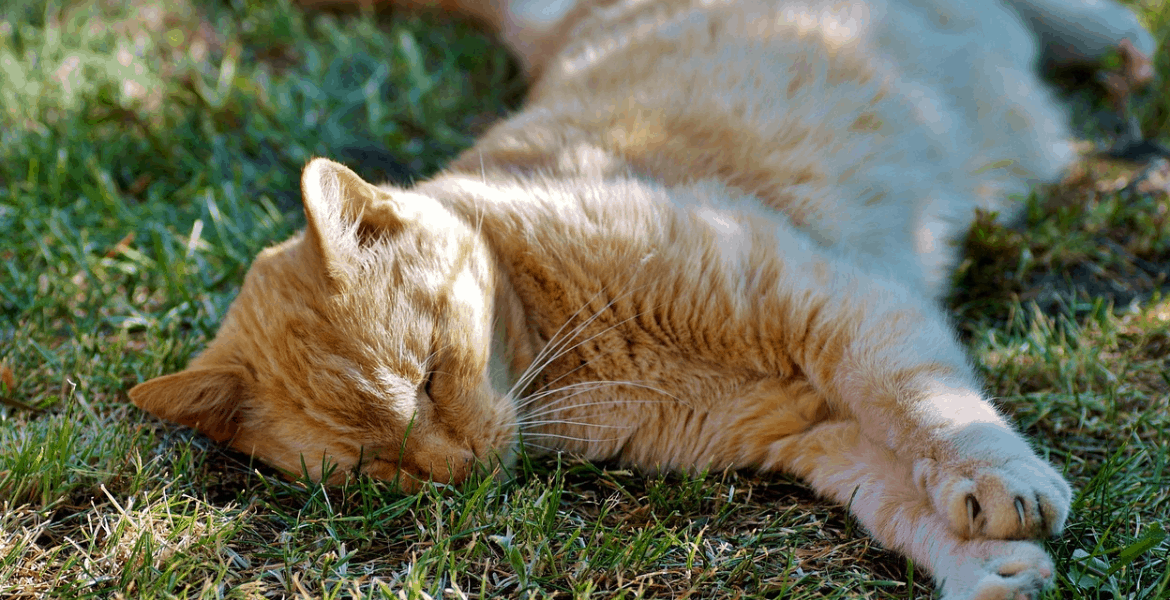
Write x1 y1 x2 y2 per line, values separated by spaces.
130 0 1156 597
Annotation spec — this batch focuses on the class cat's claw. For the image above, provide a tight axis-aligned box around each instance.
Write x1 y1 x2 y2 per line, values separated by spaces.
960 489 1050 539
937 540 1054 600
929 459 1069 540
916 424 1072 541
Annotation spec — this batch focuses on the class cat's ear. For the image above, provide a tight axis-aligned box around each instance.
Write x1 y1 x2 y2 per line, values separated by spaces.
128 366 251 443
300 157 402 278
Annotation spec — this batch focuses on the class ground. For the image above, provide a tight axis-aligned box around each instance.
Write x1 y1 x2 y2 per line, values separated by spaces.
1 1 1168 598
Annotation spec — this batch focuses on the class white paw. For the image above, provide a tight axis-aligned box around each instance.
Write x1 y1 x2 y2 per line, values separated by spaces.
937 540 1054 600
916 423 1072 540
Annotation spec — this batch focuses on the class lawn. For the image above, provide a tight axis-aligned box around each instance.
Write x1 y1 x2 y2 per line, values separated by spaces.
1 0 1168 598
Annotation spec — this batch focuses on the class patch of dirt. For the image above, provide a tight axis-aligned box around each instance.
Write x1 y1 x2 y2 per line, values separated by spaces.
953 156 1170 326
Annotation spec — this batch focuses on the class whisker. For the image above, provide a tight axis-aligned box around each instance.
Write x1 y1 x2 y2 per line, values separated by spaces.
517 441 561 454
524 300 672 399
520 431 623 444
518 379 686 412
518 419 631 430
519 398 674 422
521 385 669 418
510 303 655 403
526 288 618 364
516 389 609 420
506 288 624 398
516 379 635 409
508 276 665 399
423 341 456 372
528 358 600 399
517 382 643 414
474 169 487 245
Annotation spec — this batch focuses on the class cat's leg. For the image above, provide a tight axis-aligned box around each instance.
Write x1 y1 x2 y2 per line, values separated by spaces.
764 241 1072 543
1005 0 1155 147
292 0 509 25
765 420 1057 600
1001 0 1155 66
494 0 581 73
815 317 1071 543
289 0 576 72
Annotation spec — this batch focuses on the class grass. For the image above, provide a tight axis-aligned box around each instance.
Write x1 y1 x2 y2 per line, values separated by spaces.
1 0 1168 598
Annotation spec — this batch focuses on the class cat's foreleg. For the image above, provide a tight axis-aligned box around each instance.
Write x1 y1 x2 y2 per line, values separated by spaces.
765 420 1056 600
769 250 1070 543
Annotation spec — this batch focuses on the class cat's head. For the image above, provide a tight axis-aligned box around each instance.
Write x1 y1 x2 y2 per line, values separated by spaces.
130 158 517 489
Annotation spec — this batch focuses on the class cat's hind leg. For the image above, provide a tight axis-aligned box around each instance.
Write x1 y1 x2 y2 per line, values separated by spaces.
1002 0 1155 66
289 0 572 73
764 420 1058 600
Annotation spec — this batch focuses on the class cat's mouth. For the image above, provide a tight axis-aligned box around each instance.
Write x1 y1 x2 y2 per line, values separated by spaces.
350 443 516 491
357 455 471 491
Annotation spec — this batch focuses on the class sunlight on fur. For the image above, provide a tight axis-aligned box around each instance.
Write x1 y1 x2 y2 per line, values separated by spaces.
130 0 1156 597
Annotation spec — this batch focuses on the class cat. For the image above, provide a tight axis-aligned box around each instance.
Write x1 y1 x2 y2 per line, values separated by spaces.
129 0 1156 597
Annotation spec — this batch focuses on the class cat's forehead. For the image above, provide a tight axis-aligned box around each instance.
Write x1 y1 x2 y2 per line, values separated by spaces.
239 232 486 345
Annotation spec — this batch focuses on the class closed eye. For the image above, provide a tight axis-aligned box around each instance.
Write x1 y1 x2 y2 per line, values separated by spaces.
422 371 435 399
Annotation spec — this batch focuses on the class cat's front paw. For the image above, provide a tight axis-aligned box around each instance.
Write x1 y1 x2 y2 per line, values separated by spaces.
937 540 1054 600
915 423 1071 540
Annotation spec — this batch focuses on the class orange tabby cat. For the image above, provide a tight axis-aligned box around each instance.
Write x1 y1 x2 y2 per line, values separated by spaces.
130 0 1156 597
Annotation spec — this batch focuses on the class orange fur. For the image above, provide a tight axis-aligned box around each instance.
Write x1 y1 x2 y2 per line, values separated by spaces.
131 0 1156 596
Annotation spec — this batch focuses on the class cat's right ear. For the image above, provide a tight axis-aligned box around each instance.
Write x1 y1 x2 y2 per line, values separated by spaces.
128 366 251 443
300 157 402 281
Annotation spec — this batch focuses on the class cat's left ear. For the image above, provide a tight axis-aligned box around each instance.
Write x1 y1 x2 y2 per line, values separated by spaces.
128 366 252 443
299 157 404 280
